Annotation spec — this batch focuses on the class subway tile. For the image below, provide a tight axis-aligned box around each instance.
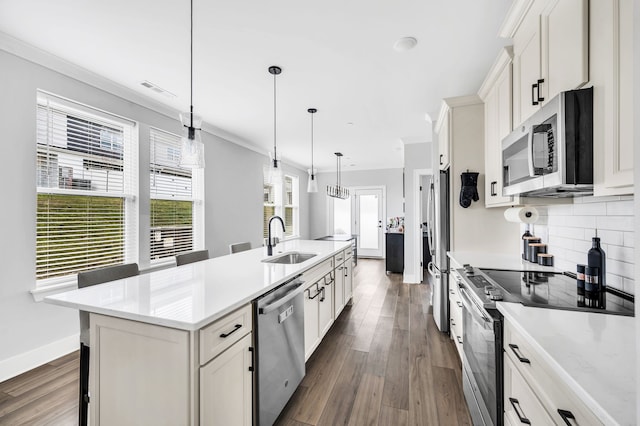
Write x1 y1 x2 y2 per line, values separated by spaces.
546 204 573 215
573 202 607 216
546 215 567 226
595 229 624 246
564 249 587 265
619 195 634 201
623 232 635 248
622 278 636 295
551 226 585 240
605 200 635 216
548 235 576 250
606 245 635 263
555 259 574 272
573 240 591 253
596 216 634 232
605 273 624 290
582 195 622 203
567 215 597 229
606 259 634 280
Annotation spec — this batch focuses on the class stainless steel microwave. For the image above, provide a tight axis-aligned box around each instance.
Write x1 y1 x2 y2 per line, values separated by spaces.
502 87 593 197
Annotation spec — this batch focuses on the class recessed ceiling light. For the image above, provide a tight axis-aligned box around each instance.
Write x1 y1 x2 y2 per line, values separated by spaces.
393 37 418 52
347 122 354 125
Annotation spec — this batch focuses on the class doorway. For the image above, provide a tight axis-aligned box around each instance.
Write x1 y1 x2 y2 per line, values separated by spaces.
328 186 385 258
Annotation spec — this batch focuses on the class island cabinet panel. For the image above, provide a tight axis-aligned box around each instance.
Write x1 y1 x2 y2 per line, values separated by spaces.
200 333 253 426
301 258 334 360
200 304 252 365
90 313 195 426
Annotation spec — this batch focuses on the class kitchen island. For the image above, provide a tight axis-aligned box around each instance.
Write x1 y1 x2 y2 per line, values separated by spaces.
45 239 352 426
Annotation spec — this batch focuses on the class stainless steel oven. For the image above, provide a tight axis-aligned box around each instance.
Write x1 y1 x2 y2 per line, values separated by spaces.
458 282 503 426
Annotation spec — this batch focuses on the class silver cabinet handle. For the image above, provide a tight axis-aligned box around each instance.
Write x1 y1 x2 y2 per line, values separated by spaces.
456 336 462 344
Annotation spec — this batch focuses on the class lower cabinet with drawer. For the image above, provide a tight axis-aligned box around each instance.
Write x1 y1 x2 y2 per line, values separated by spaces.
448 270 464 359
503 319 604 425
302 258 335 359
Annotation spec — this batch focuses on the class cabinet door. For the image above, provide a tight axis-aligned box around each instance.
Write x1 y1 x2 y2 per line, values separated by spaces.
343 259 353 303
333 264 345 318
303 283 321 359
513 13 541 126
504 356 555 426
319 280 334 337
542 0 589 101
438 110 451 170
200 333 253 426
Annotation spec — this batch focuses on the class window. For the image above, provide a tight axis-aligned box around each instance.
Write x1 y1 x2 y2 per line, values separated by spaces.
36 93 137 285
150 128 203 261
262 168 299 239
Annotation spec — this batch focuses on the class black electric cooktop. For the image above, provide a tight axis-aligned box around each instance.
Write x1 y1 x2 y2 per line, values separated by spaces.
479 269 634 316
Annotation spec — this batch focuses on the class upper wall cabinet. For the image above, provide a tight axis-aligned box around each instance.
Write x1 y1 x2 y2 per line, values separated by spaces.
435 107 451 170
478 47 521 207
591 0 634 195
505 0 589 127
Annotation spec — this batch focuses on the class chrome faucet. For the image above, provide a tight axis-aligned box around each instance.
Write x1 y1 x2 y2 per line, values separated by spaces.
267 215 285 256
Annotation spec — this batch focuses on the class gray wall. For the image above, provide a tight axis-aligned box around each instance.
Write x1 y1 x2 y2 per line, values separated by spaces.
0 49 309 375
403 143 432 282
308 168 403 240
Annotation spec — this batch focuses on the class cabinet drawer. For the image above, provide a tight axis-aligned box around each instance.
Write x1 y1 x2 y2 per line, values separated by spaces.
504 356 554 426
302 258 333 286
334 252 345 265
200 304 252 365
504 321 604 425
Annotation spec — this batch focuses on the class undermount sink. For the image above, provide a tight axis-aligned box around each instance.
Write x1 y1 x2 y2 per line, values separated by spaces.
262 252 317 264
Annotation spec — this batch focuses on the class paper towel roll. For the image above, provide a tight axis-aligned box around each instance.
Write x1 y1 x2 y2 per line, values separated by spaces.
504 207 539 224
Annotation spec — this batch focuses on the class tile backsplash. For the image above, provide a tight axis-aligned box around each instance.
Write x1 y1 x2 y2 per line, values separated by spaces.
521 195 635 295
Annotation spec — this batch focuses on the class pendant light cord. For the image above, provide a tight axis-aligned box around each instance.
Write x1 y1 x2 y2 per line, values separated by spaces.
273 72 277 162
310 112 314 174
189 0 194 129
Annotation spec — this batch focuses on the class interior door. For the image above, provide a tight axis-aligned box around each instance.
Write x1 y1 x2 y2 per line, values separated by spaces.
353 188 384 257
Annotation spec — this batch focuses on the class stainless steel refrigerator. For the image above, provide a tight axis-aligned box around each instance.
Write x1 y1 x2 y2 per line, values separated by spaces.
426 169 449 332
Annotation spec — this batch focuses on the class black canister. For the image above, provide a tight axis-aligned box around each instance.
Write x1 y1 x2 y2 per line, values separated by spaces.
523 237 541 262
537 253 554 266
576 264 586 306
528 243 547 264
584 266 599 308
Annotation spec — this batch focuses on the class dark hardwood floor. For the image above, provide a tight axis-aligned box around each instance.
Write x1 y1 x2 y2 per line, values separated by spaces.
275 259 471 426
0 258 470 425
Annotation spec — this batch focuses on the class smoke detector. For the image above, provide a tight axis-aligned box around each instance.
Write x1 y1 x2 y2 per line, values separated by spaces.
393 37 418 52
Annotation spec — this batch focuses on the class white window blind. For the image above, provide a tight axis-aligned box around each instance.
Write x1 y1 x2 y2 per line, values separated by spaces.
150 128 202 261
36 93 138 284
284 175 299 237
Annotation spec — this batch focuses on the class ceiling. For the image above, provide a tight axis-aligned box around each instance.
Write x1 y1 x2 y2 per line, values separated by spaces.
0 0 511 172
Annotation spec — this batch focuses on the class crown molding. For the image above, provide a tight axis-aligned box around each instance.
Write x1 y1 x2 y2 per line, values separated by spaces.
498 0 536 39
478 46 514 100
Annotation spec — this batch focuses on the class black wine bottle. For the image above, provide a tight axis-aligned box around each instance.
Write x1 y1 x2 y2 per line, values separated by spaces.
587 231 606 308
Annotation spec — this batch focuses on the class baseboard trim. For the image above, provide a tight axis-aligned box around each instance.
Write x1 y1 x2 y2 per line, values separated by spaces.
0 334 79 383
403 273 420 284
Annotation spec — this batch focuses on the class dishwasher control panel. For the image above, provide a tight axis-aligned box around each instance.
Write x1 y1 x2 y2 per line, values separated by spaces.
278 305 294 323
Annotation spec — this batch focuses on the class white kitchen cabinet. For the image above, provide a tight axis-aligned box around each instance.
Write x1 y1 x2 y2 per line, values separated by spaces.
503 318 604 425
448 269 464 359
591 0 634 195
508 0 588 126
334 261 345 317
302 258 334 359
478 47 521 208
200 333 253 426
435 107 451 170
89 304 254 426
343 252 353 304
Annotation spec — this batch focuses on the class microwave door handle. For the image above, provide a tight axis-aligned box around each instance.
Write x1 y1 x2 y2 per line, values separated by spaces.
527 126 536 177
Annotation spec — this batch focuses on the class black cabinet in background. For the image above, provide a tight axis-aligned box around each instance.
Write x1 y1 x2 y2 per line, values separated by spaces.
385 233 404 273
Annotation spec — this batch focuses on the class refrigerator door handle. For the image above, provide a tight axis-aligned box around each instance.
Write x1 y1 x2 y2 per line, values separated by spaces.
427 262 440 279
427 182 436 256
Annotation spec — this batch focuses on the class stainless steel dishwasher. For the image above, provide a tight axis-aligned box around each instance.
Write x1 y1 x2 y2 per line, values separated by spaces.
254 275 305 426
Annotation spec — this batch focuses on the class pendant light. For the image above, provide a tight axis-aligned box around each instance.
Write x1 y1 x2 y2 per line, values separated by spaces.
327 152 349 199
306 108 318 193
267 65 283 184
179 0 205 168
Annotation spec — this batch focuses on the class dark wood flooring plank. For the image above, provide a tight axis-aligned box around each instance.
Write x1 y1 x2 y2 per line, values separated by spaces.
0 377 77 425
378 404 408 426
3 359 78 397
408 299 429 361
364 315 394 377
408 356 439 426
316 350 367 426
347 373 384 426
275 385 309 426
393 284 410 331
381 328 410 410
426 313 458 370
432 366 468 426
0 363 56 392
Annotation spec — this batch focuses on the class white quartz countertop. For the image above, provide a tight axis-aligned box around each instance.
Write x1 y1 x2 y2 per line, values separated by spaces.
497 302 636 426
45 240 351 331
448 250 560 272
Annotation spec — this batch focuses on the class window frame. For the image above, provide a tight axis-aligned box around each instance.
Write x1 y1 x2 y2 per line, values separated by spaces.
263 167 300 241
35 92 139 289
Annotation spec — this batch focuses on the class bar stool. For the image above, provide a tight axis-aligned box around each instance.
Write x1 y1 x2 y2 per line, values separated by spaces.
176 249 209 266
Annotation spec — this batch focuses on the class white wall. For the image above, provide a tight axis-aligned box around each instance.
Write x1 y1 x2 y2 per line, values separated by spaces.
522 197 635 295
0 48 309 380
403 143 432 283
308 168 403 239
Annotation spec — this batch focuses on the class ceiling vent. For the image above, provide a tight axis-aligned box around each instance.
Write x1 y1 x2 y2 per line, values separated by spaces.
140 81 176 98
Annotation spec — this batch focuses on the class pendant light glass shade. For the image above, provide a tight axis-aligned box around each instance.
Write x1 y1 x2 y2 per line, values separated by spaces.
179 112 205 168
307 168 318 192
266 152 282 184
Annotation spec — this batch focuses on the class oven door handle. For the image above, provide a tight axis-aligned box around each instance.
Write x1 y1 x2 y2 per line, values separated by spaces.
458 285 491 324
